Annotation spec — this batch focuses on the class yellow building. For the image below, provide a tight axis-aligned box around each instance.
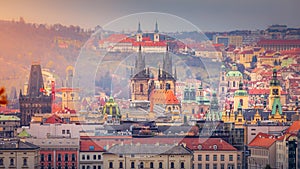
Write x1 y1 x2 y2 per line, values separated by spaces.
233 81 249 111
103 144 192 169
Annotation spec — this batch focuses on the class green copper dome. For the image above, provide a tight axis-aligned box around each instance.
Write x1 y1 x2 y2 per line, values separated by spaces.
102 96 121 118
226 70 243 77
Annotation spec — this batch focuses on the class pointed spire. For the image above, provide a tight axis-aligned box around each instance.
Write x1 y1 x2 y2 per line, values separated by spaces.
154 20 159 33
137 21 142 33
174 66 177 80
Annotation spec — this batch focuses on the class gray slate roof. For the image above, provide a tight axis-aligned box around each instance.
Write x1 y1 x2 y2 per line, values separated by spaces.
106 144 191 155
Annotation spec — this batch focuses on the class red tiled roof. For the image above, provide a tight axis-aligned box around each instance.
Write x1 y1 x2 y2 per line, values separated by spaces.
286 121 300 134
165 90 180 104
80 140 106 152
181 138 237 151
248 132 277 148
248 89 287 95
132 41 167 47
44 114 65 124
240 50 254 54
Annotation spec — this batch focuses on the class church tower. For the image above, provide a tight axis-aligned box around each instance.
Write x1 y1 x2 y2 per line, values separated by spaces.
233 80 249 111
268 69 281 110
154 21 159 42
158 45 176 94
136 22 143 42
19 63 52 126
130 45 150 101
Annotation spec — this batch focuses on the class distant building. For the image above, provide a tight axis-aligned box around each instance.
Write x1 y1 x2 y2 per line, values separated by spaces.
103 144 192 169
214 35 243 47
27 138 79 169
183 137 242 169
79 139 105 169
0 139 40 169
0 115 20 138
257 39 300 51
19 63 52 126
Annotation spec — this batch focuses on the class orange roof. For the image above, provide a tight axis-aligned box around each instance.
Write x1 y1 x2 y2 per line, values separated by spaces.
248 132 277 148
44 114 65 124
286 121 300 134
165 90 180 104
80 140 106 152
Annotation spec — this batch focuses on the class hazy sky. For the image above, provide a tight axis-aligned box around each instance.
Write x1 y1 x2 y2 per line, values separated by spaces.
1 0 300 32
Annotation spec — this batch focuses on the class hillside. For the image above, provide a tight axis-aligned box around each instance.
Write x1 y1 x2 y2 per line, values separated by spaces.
0 19 91 94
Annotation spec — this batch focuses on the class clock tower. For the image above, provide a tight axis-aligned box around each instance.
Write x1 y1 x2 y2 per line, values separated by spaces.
268 69 281 110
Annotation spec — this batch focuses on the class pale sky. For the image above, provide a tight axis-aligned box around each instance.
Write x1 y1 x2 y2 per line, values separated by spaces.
1 0 299 32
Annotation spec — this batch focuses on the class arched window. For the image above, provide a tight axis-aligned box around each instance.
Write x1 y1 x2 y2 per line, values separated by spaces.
233 81 236 87
159 162 163 168
240 99 243 106
181 162 184 168
171 162 174 168
119 162 123 168
228 81 230 87
131 162 135 168
109 162 113 168
140 162 144 168
150 162 154 168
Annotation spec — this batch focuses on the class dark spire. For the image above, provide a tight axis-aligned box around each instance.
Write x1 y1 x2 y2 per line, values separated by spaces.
134 45 145 76
28 63 44 97
154 21 159 33
137 21 142 33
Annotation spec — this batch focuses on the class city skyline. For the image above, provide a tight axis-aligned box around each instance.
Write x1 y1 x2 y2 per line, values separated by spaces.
0 0 300 32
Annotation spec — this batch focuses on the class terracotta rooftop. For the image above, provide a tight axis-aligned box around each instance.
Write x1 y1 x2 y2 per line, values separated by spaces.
248 132 277 148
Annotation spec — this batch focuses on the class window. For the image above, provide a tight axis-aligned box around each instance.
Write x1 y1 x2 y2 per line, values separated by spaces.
197 163 202 169
159 162 163 168
62 130 65 134
72 154 76 161
213 155 217 161
205 164 209 169
82 155 85 160
131 161 135 168
109 162 113 168
237 155 241 161
65 163 68 169
221 155 225 161
41 154 45 161
229 155 233 161
233 81 236 87
67 130 70 134
87 155 90 160
58 154 62 161
48 154 52 161
58 163 62 169
171 162 175 168
206 155 209 161
119 162 123 168
181 162 185 168
65 154 69 161
89 146 94 151
98 166 101 169
213 164 217 169
93 155 97 160
82 165 85 169
10 158 14 166
93 166 96 169
240 99 243 106
221 164 225 169
198 155 202 161
98 155 101 160
23 158 27 166
140 84 143 92
140 162 144 168
150 162 154 168
0 158 3 166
